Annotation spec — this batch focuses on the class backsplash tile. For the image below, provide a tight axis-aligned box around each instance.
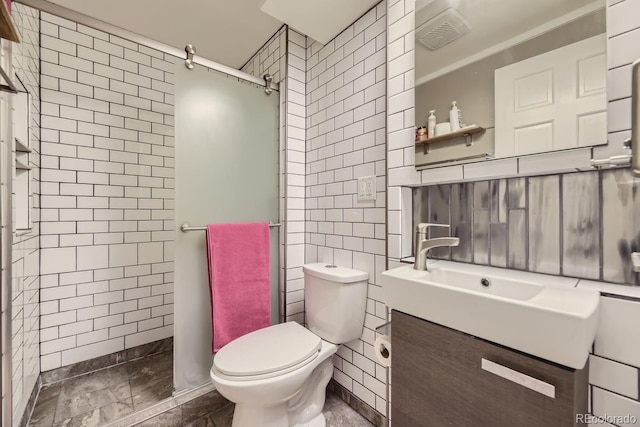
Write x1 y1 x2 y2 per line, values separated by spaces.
489 179 508 268
489 179 507 223
474 180 489 209
473 209 490 265
428 185 450 258
507 178 526 209
413 168 640 285
562 172 600 279
507 209 527 270
450 184 472 262
490 223 507 268
527 175 561 275
601 169 640 284
472 181 490 264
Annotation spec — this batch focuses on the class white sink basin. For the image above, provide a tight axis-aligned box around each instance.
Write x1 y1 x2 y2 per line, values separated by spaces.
382 260 600 369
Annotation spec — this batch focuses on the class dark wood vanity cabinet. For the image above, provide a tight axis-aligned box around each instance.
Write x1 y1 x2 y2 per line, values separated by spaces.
391 310 588 427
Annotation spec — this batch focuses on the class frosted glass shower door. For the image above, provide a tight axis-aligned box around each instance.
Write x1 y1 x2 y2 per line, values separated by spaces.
174 64 280 392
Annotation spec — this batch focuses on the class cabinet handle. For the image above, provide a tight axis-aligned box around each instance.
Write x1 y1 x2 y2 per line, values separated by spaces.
481 358 555 399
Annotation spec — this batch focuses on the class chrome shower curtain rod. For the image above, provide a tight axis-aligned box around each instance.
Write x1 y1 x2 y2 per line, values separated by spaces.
15 0 279 92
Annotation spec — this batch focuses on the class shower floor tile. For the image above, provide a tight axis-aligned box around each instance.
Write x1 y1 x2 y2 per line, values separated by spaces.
127 352 174 412
29 350 173 427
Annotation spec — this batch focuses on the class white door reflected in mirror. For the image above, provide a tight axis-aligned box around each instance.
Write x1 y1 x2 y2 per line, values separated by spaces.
494 34 607 159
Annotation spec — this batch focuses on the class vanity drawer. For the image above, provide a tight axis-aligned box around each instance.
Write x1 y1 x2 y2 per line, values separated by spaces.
391 310 588 427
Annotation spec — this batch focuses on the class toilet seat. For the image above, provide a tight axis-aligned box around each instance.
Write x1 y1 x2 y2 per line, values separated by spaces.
213 322 321 381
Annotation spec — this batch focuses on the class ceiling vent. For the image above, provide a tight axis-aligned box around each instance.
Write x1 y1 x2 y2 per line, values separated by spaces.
416 8 471 51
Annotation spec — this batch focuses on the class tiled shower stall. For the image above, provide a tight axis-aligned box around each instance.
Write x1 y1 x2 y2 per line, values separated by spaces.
38 12 176 372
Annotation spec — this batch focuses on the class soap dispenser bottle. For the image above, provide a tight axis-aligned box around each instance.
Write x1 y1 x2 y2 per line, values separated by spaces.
427 110 436 138
449 101 462 131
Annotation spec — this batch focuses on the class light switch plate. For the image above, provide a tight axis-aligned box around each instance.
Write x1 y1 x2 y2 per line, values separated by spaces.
357 176 376 201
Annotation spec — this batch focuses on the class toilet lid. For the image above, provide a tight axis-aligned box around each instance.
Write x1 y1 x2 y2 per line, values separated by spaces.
214 322 322 377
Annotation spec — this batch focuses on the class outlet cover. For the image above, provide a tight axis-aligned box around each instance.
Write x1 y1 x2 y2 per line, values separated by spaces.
357 176 376 201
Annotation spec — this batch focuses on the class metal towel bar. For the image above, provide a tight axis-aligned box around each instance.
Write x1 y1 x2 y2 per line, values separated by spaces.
180 222 281 232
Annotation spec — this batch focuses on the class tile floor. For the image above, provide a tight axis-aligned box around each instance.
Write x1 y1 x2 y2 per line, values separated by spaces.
130 390 374 427
28 350 374 427
29 351 173 426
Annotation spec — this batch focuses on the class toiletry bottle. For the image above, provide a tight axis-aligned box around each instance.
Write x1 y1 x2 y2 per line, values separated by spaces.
427 110 436 138
449 101 461 131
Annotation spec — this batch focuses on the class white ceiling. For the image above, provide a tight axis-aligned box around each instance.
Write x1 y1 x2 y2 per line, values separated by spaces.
44 0 380 69
260 0 380 45
45 0 285 69
415 0 605 84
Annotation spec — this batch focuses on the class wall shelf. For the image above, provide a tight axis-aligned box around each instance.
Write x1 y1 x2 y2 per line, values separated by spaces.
415 125 485 148
15 137 31 152
15 159 30 170
0 0 20 42
13 89 32 231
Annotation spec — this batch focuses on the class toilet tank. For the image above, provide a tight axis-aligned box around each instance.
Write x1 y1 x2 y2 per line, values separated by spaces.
303 263 369 344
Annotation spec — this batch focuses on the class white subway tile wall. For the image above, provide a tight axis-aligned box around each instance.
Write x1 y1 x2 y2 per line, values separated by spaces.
386 0 640 421
285 29 308 323
386 0 419 264
241 26 286 85
10 4 41 424
305 2 388 416
39 12 174 370
241 27 308 324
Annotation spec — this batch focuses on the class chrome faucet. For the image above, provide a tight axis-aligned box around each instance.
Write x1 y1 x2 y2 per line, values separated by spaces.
414 223 460 271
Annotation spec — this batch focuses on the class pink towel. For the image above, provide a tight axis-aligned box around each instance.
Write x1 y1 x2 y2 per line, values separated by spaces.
206 222 271 353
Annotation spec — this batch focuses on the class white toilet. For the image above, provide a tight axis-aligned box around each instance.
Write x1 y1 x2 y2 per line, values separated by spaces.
210 263 368 427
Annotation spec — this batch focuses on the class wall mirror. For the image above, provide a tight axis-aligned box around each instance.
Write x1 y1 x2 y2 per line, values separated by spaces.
413 0 607 169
